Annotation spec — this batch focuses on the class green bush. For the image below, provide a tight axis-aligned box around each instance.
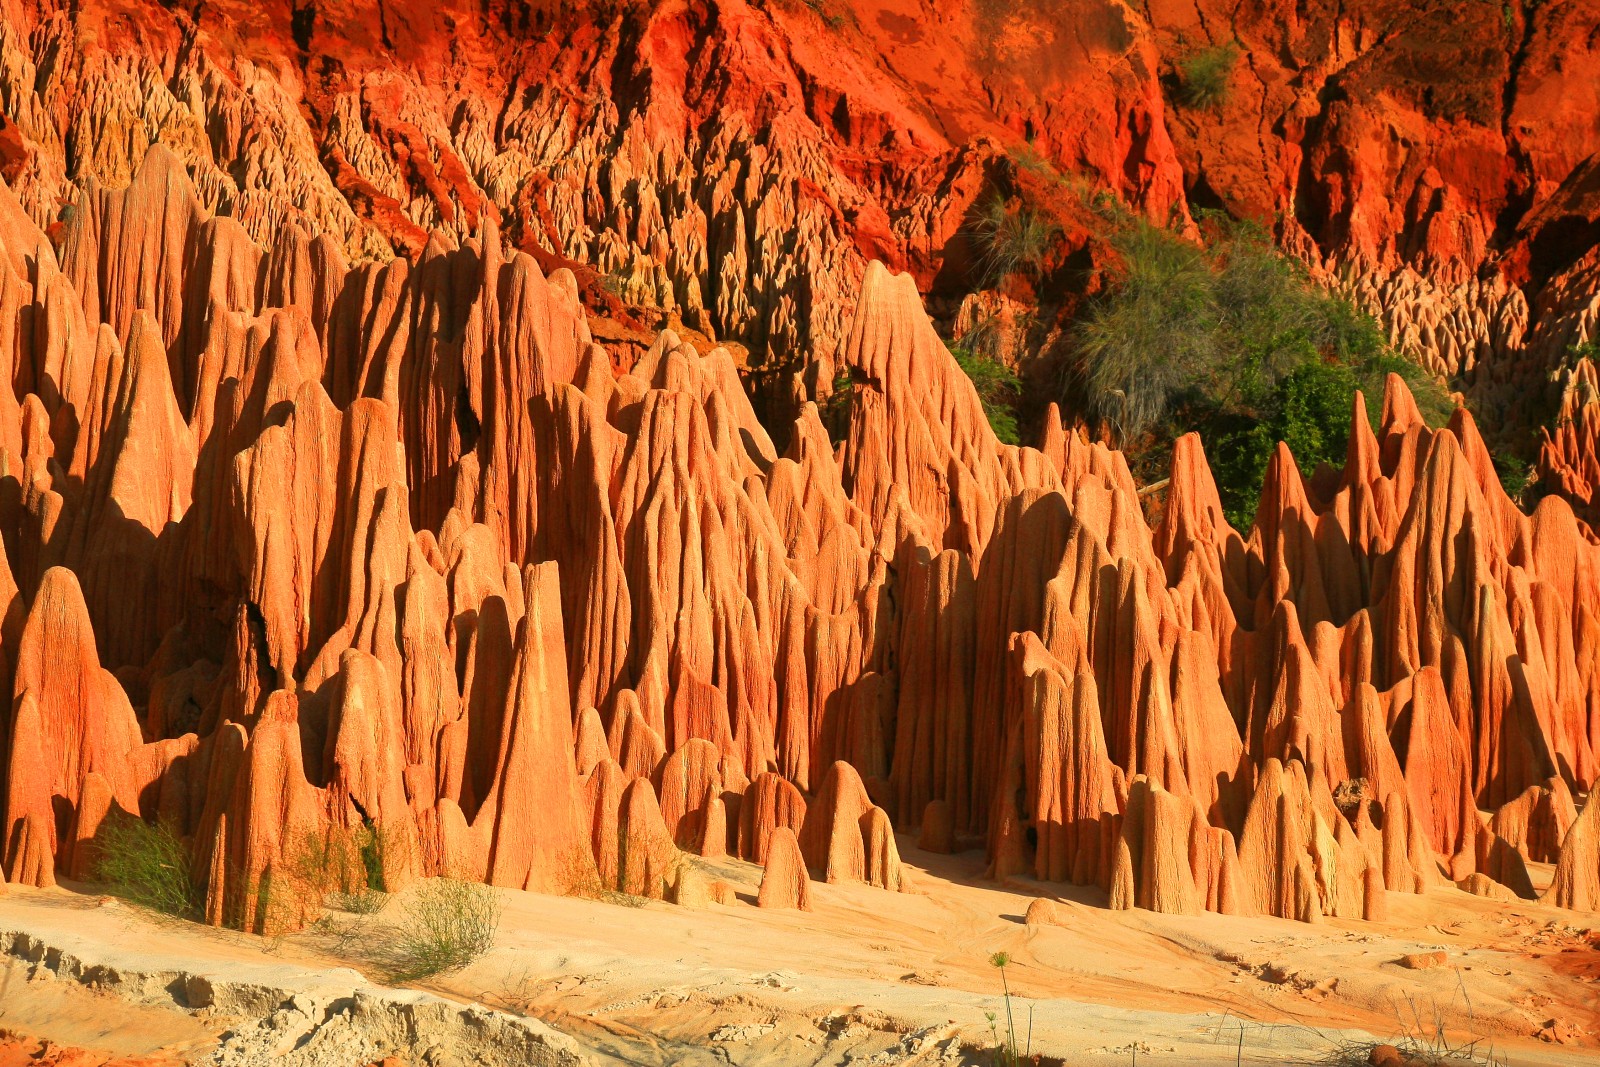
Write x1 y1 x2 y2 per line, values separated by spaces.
972 193 1058 284
93 816 201 919
1176 42 1239 110
1076 224 1217 441
1074 217 1455 529
819 367 856 444
386 878 500 983
330 820 389 914
952 345 1022 445
1207 361 1363 530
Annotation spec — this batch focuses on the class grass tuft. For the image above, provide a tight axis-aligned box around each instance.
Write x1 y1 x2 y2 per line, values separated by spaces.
93 816 201 920
384 878 501 983
1321 993 1507 1065
1320 1034 1507 1066
972 193 1058 284
1176 42 1239 110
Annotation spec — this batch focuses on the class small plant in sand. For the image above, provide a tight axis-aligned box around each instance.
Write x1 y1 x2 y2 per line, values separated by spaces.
1310 991 1510 1067
385 877 501 983
985 950 1030 1066
92 814 201 920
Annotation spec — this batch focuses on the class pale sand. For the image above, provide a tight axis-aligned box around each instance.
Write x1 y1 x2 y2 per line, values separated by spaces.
1 838 1596 1065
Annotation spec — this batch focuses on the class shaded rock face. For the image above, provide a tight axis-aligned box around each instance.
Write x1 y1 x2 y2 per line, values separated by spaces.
1 142 1599 931
2 0 1600 438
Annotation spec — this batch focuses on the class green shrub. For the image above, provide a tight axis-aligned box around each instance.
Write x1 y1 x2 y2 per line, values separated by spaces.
985 951 1028 1066
1207 361 1362 530
1074 217 1455 529
972 193 1058 284
819 367 856 444
386 878 500 983
1176 42 1239 110
952 345 1022 445
1076 224 1217 441
93 816 201 919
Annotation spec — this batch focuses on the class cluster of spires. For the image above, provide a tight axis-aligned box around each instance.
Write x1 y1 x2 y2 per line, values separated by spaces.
0 147 1596 929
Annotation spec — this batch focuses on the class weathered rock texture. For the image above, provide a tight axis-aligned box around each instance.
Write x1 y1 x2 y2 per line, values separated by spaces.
2 0 1600 438
0 135 1597 928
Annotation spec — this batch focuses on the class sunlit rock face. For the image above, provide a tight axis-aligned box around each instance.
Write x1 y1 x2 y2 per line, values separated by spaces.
2 0 1600 931
4 0 1600 425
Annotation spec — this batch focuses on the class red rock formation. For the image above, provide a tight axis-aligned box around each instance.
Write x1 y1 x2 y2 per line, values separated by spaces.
1544 793 1600 912
757 826 812 912
1 128 1598 940
3 0 1598 444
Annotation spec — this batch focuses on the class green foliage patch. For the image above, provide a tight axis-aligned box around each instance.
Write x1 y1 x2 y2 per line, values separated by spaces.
1074 217 1456 529
1176 41 1240 110
952 345 1023 446
93 815 202 920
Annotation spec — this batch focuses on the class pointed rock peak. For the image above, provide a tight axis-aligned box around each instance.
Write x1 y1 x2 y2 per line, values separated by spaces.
3 691 55 887
123 309 169 383
575 707 609 777
1040 403 1066 465
1380 373 1425 437
1397 423 1488 536
839 261 947 394
478 560 591 893
22 566 104 674
131 142 194 194
107 308 196 530
1543 791 1600 911
1260 440 1313 518
1158 432 1230 556
1445 405 1516 514
572 344 617 407
616 777 674 899
632 329 685 389
1343 391 1381 488
786 403 836 466
758 826 812 911
1270 597 1309 658
0 173 54 275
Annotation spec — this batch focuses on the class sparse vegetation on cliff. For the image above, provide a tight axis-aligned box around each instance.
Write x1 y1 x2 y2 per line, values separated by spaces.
1175 41 1240 110
973 193 1059 284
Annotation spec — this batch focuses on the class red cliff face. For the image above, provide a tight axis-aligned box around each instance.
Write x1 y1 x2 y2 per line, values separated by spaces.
6 0 1598 435
0 133 1598 930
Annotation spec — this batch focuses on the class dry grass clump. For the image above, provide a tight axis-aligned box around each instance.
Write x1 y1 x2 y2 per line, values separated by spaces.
382 878 501 983
1320 995 1507 1067
92 815 201 920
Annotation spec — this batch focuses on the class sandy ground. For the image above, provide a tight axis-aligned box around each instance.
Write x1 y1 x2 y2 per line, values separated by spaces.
1 838 1597 1066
